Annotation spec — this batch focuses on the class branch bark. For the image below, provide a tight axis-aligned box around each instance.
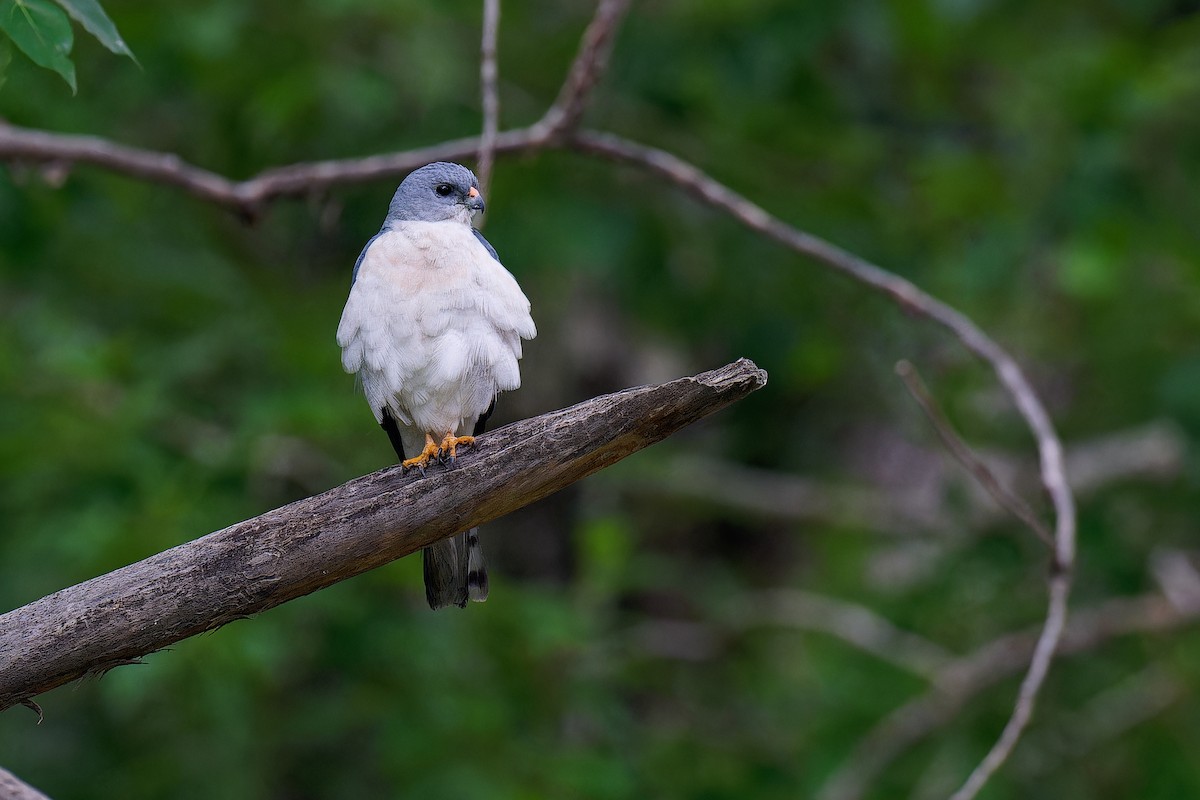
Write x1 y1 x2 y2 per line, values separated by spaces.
0 768 52 800
0 0 633 217
0 359 767 714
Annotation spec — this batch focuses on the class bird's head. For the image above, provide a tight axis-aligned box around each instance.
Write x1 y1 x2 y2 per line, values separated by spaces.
385 162 485 227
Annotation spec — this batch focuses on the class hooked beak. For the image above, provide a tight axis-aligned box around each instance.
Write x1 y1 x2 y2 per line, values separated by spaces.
466 185 485 213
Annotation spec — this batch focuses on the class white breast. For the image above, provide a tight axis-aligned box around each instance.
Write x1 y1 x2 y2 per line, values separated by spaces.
336 221 536 436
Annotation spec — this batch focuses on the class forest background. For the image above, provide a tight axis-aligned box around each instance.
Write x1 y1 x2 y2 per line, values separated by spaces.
2 1 1200 798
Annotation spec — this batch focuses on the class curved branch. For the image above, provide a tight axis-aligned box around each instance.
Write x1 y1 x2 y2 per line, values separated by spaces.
0 360 767 714
0 121 555 215
0 0 633 215
535 0 631 138
568 128 1076 800
817 591 1198 800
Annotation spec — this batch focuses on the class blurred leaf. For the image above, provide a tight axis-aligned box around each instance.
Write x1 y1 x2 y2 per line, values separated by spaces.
0 0 75 91
0 35 11 90
1058 240 1122 300
51 0 134 60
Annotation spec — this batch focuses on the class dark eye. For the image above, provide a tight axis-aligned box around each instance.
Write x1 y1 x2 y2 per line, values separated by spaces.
434 184 454 197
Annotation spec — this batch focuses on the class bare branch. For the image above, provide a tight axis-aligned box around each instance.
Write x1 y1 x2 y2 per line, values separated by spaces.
0 360 767 714
568 129 1076 798
0 0 634 213
614 421 1181 538
625 590 954 678
615 454 946 533
747 589 954 680
535 0 632 139
615 422 1180 539
0 767 52 800
1066 421 1185 494
0 121 564 216
1149 548 1200 613
948 574 1069 799
1019 664 1184 780
817 590 1199 800
476 0 502 196
0 120 240 205
896 359 1053 546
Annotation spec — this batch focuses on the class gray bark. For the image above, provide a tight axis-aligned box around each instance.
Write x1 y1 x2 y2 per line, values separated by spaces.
0 359 766 712
0 768 52 800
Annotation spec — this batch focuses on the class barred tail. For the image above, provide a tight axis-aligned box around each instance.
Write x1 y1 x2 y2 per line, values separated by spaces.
423 528 488 609
466 527 488 603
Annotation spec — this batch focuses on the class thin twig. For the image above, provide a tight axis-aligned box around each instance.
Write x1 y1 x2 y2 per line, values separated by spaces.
476 0 502 197
816 590 1195 800
748 589 954 680
1019 664 1184 779
614 424 1180 536
568 129 1076 800
0 0 632 214
896 359 1053 546
535 0 632 139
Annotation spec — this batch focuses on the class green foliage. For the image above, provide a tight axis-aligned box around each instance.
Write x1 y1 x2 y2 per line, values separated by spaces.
0 0 76 91
3 1 1200 798
0 0 132 91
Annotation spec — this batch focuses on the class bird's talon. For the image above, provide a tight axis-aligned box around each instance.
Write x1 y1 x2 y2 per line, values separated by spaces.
437 434 475 462
401 434 440 474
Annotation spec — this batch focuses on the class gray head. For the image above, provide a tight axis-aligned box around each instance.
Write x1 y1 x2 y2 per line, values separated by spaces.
385 162 485 226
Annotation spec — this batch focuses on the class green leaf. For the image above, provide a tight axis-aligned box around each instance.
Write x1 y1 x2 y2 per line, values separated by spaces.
0 0 76 92
0 36 11 92
51 0 135 61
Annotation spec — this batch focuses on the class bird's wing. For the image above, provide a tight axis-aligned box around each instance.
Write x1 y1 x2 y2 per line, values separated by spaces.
350 230 384 287
472 228 500 262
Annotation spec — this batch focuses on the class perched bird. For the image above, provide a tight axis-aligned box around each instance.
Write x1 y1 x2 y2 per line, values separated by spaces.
336 162 537 609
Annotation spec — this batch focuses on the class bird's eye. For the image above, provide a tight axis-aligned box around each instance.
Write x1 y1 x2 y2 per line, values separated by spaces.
435 184 454 197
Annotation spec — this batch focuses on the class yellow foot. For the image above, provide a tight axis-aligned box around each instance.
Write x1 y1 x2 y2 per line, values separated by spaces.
438 434 475 462
401 433 440 473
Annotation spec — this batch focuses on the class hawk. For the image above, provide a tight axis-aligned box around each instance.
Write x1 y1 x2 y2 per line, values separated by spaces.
337 162 536 608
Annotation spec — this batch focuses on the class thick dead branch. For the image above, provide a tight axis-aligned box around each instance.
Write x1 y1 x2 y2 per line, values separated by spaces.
0 360 767 714
0 768 51 800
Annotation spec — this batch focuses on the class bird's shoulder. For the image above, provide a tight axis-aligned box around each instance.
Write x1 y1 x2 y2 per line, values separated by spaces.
353 221 500 281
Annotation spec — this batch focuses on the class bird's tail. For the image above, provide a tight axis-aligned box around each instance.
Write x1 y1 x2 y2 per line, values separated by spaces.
423 528 489 609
